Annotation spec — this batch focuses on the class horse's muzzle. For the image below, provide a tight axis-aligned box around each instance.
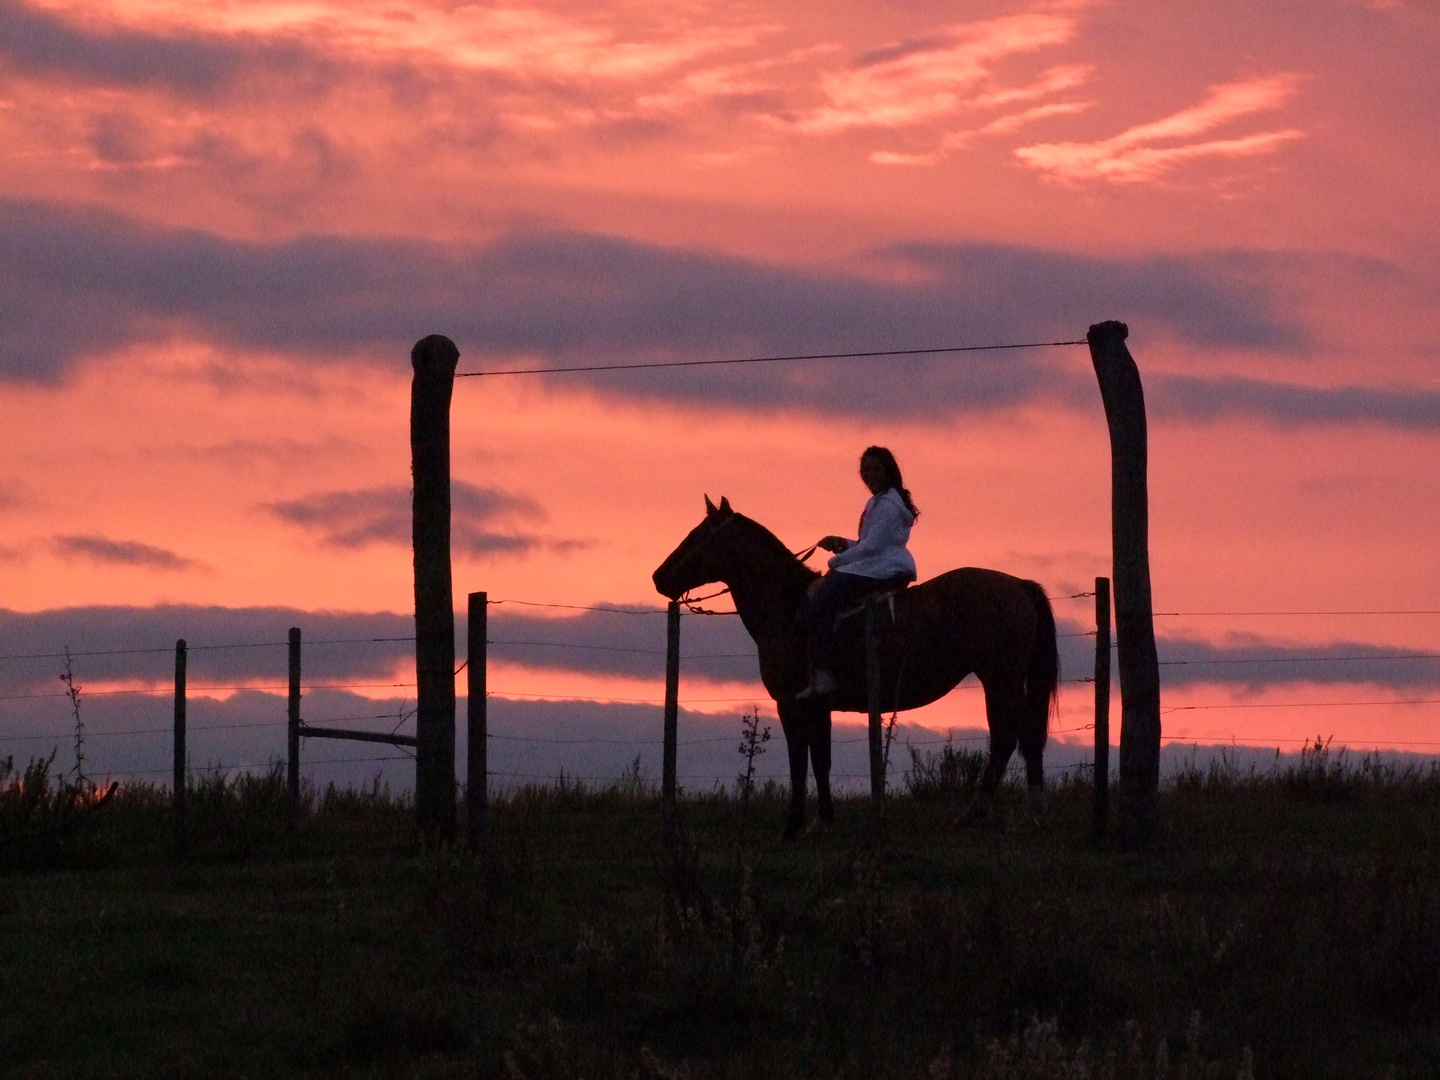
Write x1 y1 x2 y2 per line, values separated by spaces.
652 566 682 601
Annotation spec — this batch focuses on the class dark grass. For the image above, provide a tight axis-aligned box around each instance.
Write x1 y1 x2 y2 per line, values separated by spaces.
2 744 1439 1079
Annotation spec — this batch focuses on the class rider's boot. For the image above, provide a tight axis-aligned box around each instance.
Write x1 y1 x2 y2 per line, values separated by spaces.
795 668 836 700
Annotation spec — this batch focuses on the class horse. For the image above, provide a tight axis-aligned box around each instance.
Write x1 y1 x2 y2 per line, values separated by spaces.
652 496 1059 836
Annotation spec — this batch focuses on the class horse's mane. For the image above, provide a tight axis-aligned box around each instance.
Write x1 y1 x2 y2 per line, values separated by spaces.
730 513 818 581
730 512 793 558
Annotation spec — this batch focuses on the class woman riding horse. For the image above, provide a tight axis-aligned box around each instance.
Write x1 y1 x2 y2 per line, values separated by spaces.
797 446 919 700
653 486 1059 837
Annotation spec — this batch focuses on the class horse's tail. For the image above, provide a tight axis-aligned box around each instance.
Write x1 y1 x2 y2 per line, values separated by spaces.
1019 579 1059 735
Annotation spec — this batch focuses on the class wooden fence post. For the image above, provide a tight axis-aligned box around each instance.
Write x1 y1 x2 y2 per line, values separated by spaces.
1093 577 1111 840
662 600 680 826
865 601 884 806
288 627 301 827
1087 321 1162 847
467 592 487 850
411 334 459 843
173 639 186 853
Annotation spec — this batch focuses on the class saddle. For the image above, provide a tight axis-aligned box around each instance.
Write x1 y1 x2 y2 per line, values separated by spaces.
834 574 912 629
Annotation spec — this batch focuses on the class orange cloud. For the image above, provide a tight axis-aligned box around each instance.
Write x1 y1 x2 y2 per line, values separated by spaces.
1014 74 1304 182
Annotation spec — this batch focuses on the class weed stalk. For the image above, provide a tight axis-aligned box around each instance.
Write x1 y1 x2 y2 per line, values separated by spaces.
60 646 86 786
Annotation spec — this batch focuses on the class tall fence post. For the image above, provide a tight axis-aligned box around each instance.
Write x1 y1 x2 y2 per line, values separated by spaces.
1087 321 1162 848
1093 577 1111 840
467 592 487 850
662 600 681 827
411 334 459 843
288 627 301 827
173 639 186 854
865 601 884 806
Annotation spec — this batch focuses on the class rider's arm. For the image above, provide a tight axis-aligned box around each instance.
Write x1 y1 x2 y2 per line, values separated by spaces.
827 496 907 568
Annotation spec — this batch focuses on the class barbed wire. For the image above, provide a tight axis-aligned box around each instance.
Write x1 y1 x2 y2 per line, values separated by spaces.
77 752 413 779
0 680 420 703
1158 735 1440 748
487 599 667 615
455 339 1089 379
1158 652 1440 667
1163 697 1440 713
0 635 418 663
1153 610 1440 617
2 719 286 743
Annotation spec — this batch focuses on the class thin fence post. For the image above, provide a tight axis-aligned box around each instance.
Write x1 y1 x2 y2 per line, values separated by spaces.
288 627 301 827
173 639 186 853
411 334 459 843
865 601 884 806
1093 577 1111 839
1088 320 1162 848
662 601 681 827
467 592 487 850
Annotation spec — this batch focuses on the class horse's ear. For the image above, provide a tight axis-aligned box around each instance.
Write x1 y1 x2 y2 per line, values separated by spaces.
704 494 717 515
719 496 731 514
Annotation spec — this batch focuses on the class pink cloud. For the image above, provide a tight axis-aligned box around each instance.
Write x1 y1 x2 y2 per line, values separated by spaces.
773 12 1080 135
1014 74 1304 182
871 97 1092 167
30 0 772 83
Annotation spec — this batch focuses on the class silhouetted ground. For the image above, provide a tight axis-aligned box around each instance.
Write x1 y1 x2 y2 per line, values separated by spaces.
2 744 1438 1079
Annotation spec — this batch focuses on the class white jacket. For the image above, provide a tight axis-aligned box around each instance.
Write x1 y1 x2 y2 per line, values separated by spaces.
827 488 916 581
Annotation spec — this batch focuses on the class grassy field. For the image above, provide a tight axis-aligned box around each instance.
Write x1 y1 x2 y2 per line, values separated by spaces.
3 743 1439 1079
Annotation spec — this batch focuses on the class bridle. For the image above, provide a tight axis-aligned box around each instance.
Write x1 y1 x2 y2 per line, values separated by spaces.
666 512 737 611
669 513 823 614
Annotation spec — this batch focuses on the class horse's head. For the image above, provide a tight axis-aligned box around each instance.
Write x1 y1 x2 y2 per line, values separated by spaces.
652 495 737 600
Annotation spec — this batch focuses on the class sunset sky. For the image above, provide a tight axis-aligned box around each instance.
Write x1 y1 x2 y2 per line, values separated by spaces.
2 0 1438 789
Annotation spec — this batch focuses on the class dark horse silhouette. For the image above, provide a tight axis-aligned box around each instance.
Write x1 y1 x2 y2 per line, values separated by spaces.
652 496 1059 836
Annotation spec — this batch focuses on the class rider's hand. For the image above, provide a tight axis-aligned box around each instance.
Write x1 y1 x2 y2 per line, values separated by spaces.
817 536 849 553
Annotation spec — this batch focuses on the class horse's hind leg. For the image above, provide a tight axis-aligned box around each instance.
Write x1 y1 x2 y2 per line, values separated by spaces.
777 701 809 839
963 678 1021 823
808 706 835 825
1017 720 1047 816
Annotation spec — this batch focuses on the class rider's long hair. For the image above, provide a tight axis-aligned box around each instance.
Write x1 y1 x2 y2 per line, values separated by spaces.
861 446 919 520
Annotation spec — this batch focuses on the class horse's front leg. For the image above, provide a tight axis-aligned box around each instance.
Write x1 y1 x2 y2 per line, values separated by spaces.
808 705 835 825
777 701 809 839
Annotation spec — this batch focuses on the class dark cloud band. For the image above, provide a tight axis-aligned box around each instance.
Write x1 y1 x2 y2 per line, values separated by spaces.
0 604 1435 699
0 0 322 96
2 198 1433 426
50 534 203 572
1154 374 1440 430
264 481 551 558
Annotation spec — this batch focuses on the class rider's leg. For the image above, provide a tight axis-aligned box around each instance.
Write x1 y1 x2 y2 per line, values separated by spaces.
799 572 875 694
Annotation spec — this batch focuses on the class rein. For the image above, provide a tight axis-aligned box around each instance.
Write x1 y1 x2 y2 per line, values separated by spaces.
680 586 732 614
